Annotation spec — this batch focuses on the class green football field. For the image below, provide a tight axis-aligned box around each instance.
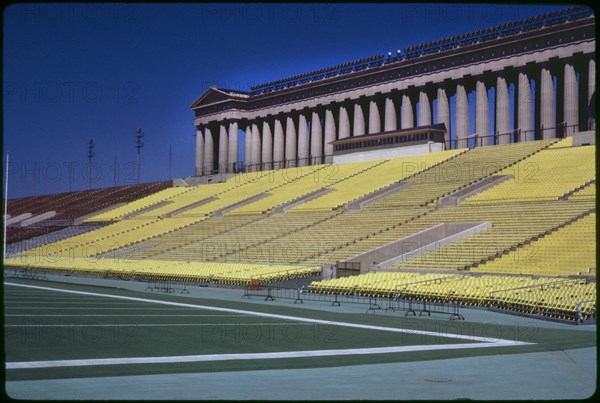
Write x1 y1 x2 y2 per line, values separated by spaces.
4 277 595 387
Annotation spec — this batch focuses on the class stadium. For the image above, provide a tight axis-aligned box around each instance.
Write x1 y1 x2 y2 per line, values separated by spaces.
3 5 597 400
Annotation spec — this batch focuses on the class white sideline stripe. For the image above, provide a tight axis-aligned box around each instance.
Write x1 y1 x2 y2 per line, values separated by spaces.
4 297 107 300
4 282 531 344
6 322 311 328
6 342 521 369
5 302 153 305
4 290 50 293
5 308 240 311
4 295 110 298
4 314 249 317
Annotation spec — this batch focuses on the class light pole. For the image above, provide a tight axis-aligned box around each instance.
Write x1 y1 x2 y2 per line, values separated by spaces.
136 128 144 184
3 151 9 260
87 138 95 190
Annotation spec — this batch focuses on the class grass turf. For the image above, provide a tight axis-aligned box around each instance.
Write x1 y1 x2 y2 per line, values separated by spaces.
3 278 596 381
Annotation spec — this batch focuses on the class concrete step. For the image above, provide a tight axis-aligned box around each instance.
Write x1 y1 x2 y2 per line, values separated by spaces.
345 182 412 211
21 211 57 227
560 179 596 200
125 200 173 219
273 188 334 213
163 196 217 217
343 221 492 273
213 193 270 216
437 174 513 207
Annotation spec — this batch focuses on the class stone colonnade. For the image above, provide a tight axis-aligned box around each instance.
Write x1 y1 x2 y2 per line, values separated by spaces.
195 56 595 175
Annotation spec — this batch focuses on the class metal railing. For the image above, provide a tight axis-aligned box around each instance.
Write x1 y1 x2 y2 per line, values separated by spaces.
200 156 335 177
6 266 49 281
146 279 190 294
200 122 589 179
446 122 583 150
488 278 595 322
242 284 465 319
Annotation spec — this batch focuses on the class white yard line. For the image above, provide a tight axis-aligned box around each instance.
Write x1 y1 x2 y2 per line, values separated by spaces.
6 342 521 369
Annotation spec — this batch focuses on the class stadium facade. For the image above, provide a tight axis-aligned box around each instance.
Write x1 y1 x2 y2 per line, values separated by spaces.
191 6 595 176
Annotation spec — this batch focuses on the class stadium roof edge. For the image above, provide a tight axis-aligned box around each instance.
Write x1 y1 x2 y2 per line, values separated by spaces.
190 87 250 110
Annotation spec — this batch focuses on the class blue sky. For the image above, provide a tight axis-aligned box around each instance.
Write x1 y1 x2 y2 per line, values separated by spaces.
3 3 565 198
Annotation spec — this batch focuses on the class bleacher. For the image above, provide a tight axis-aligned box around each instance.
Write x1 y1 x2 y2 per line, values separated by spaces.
307 272 595 321
227 161 381 214
130 211 337 262
22 217 160 257
8 181 171 221
391 200 594 271
6 181 172 243
226 150 462 215
462 142 595 204
568 183 596 200
7 224 105 255
290 149 464 212
4 255 319 286
149 166 322 219
84 187 193 222
220 208 431 265
5 137 596 322
471 213 596 276
365 139 556 209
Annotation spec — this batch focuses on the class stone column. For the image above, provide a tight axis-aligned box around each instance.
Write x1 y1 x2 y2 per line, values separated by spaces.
418 90 431 126
588 58 595 130
455 83 469 148
324 108 336 164
436 87 450 147
353 101 365 136
297 112 309 167
285 115 297 167
273 117 284 169
540 65 555 139
475 80 489 146
262 120 273 170
338 104 351 139
401 93 414 129
203 126 214 175
496 76 510 144
218 123 228 173
384 96 397 131
555 62 564 138
251 123 261 171
368 99 381 134
244 125 252 171
195 127 204 177
310 111 323 165
563 61 578 136
228 121 238 173
516 71 533 142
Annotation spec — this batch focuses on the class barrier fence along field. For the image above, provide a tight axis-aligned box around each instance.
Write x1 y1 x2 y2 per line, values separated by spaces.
242 284 465 320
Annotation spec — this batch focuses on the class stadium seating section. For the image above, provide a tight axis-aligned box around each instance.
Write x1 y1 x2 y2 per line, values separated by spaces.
6 255 320 285
462 144 595 203
6 181 172 243
308 272 595 321
4 137 596 322
471 213 596 276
